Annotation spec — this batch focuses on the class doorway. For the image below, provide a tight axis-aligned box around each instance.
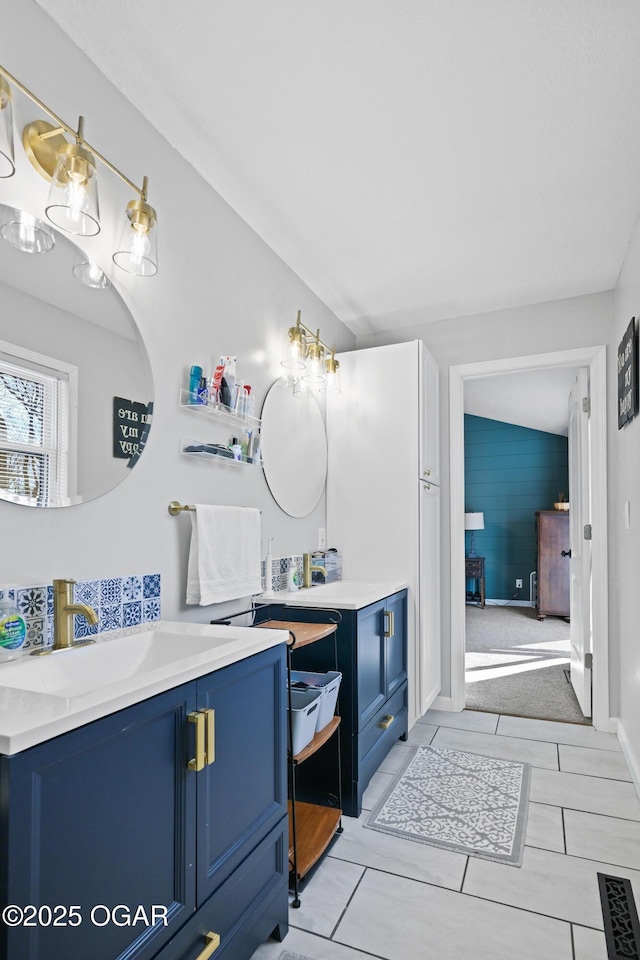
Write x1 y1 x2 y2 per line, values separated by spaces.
462 369 585 723
449 346 612 732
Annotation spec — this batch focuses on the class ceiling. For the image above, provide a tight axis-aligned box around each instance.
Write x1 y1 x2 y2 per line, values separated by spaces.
34 0 640 336
464 367 579 436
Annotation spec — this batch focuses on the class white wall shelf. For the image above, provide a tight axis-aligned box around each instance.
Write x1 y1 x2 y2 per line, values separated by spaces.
179 389 261 467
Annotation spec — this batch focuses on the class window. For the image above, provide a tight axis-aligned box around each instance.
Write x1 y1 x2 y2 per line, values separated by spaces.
0 348 71 506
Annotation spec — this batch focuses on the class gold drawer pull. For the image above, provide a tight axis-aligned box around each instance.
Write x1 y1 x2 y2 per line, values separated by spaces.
383 610 395 638
380 715 394 730
203 708 215 765
424 469 431 476
188 711 205 771
195 931 221 960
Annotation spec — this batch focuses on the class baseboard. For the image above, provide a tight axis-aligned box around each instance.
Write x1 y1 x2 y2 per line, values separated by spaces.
431 694 455 712
484 599 534 608
617 718 640 802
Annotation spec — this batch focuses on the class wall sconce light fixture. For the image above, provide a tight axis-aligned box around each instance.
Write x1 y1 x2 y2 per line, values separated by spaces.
280 310 341 395
0 64 158 276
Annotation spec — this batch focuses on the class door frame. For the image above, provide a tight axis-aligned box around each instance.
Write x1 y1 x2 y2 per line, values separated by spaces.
448 345 612 731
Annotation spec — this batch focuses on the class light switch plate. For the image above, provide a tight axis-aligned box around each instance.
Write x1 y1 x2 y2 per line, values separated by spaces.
318 527 326 550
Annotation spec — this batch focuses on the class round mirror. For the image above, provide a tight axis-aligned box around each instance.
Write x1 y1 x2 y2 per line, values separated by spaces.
0 204 153 507
260 380 327 517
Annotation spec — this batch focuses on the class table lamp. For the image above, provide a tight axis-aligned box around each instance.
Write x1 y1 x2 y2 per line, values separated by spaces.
464 512 484 557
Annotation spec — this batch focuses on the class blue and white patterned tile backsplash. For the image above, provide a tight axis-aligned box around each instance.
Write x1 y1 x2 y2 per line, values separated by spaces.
0 574 161 651
261 556 303 593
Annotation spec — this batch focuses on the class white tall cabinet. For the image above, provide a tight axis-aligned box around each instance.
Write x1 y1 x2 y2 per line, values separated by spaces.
326 340 441 726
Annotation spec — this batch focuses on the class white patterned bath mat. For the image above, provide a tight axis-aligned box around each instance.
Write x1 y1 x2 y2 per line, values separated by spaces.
365 745 530 866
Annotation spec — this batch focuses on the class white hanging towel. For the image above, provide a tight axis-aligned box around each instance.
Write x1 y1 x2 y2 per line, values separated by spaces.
186 504 262 605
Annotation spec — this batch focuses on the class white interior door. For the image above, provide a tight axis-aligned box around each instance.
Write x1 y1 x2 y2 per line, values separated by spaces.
568 368 592 717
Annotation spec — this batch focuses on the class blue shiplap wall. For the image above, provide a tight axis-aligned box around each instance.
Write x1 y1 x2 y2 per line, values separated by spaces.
464 415 569 601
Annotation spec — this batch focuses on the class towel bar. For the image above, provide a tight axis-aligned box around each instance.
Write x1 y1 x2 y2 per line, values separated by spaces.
168 501 195 515
168 501 262 516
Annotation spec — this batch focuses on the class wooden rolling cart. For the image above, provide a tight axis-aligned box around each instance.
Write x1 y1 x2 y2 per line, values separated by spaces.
257 617 343 908
211 607 343 908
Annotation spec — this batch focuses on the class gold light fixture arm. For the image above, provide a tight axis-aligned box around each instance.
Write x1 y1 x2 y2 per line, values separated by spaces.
0 63 146 199
292 310 336 359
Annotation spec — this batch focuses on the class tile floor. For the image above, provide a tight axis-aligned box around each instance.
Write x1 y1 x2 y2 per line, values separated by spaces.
251 708 640 960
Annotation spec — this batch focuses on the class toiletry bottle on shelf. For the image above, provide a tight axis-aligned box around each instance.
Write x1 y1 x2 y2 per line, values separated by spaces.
263 538 274 597
287 561 299 592
222 356 237 411
244 386 255 419
230 437 243 460
0 589 26 661
197 376 209 405
188 365 203 403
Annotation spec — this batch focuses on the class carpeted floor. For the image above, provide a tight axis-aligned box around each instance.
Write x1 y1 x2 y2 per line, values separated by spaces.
465 604 590 724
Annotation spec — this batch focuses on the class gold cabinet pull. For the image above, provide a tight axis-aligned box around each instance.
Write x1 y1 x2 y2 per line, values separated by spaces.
188 711 205 771
194 932 221 960
423 482 431 490
424 468 431 476
203 708 215 765
383 610 395 638
380 715 394 730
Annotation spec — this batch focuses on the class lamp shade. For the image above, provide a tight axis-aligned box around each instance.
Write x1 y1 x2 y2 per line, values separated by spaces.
464 512 484 530
45 142 100 236
0 76 15 178
113 198 157 276
0 207 55 254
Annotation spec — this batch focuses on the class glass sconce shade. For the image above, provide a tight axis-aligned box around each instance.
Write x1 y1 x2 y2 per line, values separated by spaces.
0 77 15 178
293 378 312 399
302 340 325 383
277 373 297 388
45 142 100 236
320 355 341 393
112 198 158 277
281 325 306 369
72 258 111 289
0 207 55 254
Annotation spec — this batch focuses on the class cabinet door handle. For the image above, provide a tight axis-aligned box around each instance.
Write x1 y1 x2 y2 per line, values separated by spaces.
561 549 571 558
424 468 431 476
384 610 395 638
203 708 215 765
423 482 431 490
380 715 394 730
188 711 205 771
194 932 221 960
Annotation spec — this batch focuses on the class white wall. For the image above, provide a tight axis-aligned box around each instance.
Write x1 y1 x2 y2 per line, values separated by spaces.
612 220 640 786
1 2 355 620
358 291 617 706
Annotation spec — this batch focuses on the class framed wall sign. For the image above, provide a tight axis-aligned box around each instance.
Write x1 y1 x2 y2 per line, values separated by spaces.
113 397 152 464
617 317 638 429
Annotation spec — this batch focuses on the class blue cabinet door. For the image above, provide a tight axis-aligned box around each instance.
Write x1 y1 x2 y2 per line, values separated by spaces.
384 589 407 699
195 642 287 905
356 600 386 730
1 683 198 960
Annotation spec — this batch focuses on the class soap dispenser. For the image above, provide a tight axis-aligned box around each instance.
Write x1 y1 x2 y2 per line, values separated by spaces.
0 588 26 661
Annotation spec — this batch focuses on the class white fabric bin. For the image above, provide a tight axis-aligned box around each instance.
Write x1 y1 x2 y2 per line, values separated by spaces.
290 671 342 731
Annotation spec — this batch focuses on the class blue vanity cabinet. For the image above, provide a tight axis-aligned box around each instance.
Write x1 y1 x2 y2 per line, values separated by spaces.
0 643 288 960
260 589 408 818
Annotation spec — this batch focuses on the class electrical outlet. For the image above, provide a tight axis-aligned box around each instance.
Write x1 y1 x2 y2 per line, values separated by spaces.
515 578 523 589
318 527 326 550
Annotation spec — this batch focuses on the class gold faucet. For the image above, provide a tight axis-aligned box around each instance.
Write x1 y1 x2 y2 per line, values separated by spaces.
52 578 99 649
302 553 327 589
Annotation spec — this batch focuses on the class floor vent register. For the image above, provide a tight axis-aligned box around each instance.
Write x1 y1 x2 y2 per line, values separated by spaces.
598 873 640 960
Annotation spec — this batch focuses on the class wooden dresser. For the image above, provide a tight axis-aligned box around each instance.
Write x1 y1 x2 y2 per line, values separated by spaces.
535 510 570 620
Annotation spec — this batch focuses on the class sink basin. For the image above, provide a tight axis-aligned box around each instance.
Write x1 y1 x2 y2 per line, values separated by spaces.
0 623 249 699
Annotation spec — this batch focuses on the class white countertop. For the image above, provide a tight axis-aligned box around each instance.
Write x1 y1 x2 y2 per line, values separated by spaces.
260 579 408 610
0 620 288 756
